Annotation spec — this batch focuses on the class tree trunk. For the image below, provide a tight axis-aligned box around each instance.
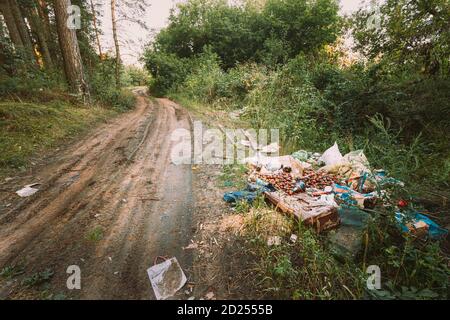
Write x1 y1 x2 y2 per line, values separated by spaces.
89 0 102 58
8 0 35 60
0 16 7 68
0 0 23 48
36 0 51 33
28 5 53 69
53 0 90 101
111 0 121 89
36 0 60 65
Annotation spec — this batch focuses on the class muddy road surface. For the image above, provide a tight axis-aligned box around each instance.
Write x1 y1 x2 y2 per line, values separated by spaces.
0 90 195 299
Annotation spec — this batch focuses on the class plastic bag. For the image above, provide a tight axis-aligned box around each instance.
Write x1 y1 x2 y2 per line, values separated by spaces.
319 142 344 166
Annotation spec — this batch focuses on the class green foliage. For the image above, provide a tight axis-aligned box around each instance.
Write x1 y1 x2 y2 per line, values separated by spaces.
86 226 104 242
0 60 66 98
352 0 450 76
90 58 136 110
121 66 152 87
21 269 54 288
144 0 342 85
144 51 191 96
180 49 225 103
146 0 449 300
241 205 364 299
0 265 25 279
0 100 116 176
219 164 248 189
143 0 449 303
363 208 449 299
261 0 341 57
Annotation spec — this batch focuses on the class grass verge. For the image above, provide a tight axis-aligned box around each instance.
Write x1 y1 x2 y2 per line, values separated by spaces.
0 100 118 178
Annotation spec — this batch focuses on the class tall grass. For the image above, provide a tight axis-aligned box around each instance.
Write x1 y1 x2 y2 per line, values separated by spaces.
171 52 449 299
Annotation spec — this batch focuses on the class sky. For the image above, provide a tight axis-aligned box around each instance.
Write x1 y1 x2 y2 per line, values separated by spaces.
97 0 367 66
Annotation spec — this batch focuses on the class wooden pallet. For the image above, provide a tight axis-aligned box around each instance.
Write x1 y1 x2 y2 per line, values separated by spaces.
264 191 340 233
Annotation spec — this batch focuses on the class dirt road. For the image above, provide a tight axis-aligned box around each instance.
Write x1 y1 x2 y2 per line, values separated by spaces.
0 89 195 299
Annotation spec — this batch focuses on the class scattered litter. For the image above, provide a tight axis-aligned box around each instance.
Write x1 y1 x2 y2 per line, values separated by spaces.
188 296 195 300
183 242 199 250
334 184 377 209
16 183 41 197
267 236 282 246
319 142 344 166
330 206 370 259
223 141 448 241
147 257 187 300
205 292 215 300
396 211 448 240
398 199 408 208
223 191 257 204
264 191 340 233
108 256 112 262
4 177 13 182
290 234 298 243
319 194 339 207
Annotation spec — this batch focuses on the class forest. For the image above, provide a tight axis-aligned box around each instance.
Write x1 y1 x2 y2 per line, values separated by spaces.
0 0 449 301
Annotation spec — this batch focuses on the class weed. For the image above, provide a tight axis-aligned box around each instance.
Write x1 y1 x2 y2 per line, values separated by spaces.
219 164 247 189
0 265 25 279
87 226 104 242
21 269 54 288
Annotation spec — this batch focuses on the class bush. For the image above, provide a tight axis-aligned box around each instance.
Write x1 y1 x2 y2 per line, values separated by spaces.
143 51 190 96
90 59 136 110
180 49 224 103
121 66 152 87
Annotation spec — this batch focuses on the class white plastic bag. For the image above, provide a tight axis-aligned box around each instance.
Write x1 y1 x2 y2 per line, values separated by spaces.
147 257 187 300
319 142 344 166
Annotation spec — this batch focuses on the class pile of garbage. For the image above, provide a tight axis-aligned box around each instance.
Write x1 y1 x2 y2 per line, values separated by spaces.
224 142 448 256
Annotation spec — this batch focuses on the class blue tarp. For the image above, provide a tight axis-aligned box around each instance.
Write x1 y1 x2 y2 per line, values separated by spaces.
223 179 275 204
223 191 258 204
395 211 448 240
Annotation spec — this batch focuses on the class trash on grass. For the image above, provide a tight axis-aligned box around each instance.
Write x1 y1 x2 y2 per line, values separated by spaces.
223 141 448 240
147 257 187 300
205 292 215 300
264 191 340 233
16 183 41 197
223 191 257 204
183 242 199 250
396 211 448 240
290 234 298 243
333 184 377 209
330 206 370 259
319 142 344 166
267 236 282 246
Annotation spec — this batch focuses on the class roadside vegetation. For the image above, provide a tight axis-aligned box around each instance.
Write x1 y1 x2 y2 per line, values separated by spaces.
0 1 151 178
143 0 450 299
